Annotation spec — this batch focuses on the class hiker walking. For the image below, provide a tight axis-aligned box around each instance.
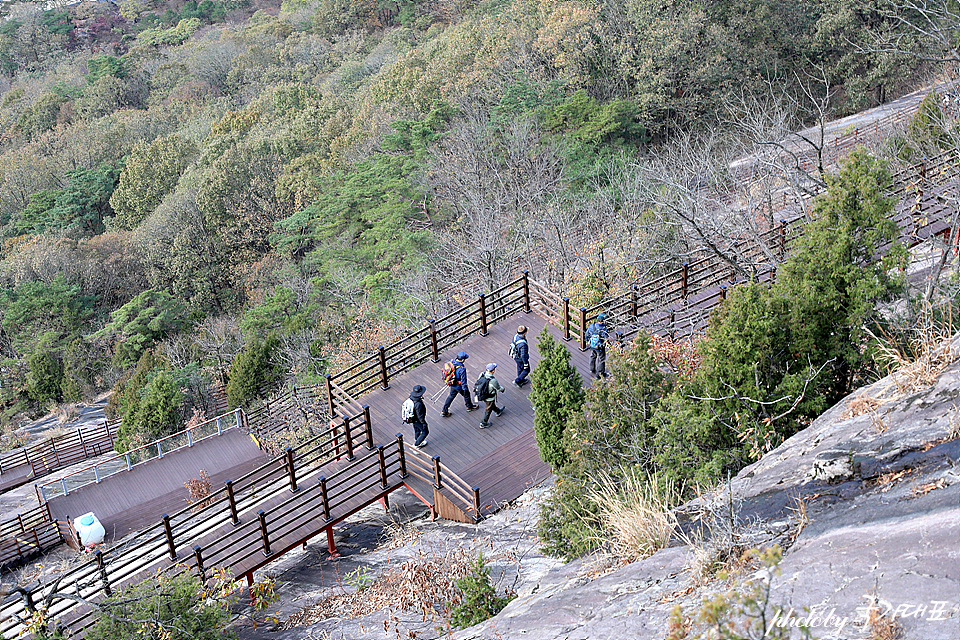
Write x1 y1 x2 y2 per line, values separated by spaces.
441 351 479 417
476 363 506 429
585 312 609 380
510 325 530 388
402 385 430 448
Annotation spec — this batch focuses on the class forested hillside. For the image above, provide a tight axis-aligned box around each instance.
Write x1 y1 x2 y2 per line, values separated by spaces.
0 0 942 455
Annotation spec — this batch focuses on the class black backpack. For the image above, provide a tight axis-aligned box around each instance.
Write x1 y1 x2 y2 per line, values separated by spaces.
473 374 490 401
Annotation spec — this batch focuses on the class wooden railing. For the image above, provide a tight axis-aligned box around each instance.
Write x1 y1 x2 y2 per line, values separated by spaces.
402 443 483 521
37 409 244 502
0 503 61 571
0 421 116 479
325 274 532 417
0 406 379 639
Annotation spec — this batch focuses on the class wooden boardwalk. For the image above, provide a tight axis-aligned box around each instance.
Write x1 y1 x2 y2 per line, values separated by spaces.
358 308 600 515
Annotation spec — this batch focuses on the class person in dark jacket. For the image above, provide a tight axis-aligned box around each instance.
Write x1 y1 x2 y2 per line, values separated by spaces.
478 363 506 429
586 313 609 379
409 385 429 447
511 325 530 388
441 351 480 417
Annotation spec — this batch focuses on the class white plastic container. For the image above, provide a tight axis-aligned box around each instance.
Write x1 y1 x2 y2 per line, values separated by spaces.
74 512 105 547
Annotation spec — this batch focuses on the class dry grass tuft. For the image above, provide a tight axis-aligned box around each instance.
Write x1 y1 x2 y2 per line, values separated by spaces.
949 404 960 441
872 303 959 394
787 492 814 542
0 429 29 452
680 484 746 584
842 394 883 419
870 411 889 434
50 403 80 425
867 602 905 640
588 469 678 563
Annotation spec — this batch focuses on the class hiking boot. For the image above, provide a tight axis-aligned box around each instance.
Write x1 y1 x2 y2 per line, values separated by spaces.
479 423 488 429
466 405 479 411
512 380 522 388
415 440 428 448
494 407 504 417
441 411 451 418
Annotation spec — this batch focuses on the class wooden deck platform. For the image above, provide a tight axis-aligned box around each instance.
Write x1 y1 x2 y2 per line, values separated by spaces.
46 429 270 540
357 307 605 515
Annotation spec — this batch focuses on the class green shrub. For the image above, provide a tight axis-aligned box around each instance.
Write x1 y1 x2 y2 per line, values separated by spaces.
85 571 232 640
537 470 603 561
530 329 584 470
449 552 514 630
26 351 64 404
226 333 283 409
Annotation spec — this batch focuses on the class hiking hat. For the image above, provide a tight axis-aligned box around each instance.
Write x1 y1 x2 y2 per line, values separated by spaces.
486 363 497 371
597 312 607 321
411 385 426 397
517 325 527 334
457 350 469 360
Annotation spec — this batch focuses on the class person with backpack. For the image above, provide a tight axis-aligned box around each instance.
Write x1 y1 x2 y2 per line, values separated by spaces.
440 351 479 417
585 312 609 380
510 325 530 388
476 363 506 429
401 384 430 448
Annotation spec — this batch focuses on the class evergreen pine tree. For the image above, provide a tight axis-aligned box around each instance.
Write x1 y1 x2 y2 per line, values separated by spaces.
530 328 584 470
227 333 283 409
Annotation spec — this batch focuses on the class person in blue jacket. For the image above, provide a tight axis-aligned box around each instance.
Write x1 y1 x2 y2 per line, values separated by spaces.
441 351 479 417
585 313 609 379
511 325 530 388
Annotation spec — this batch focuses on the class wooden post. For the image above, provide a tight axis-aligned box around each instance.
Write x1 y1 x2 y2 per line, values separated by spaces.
319 476 332 521
78 428 86 458
378 346 389 389
226 480 239 525
326 527 337 555
51 438 60 468
432 455 443 489
105 420 114 447
669 309 676 340
579 308 588 351
681 262 689 299
428 319 440 362
630 286 638 317
162 514 176 560
342 415 355 461
521 270 531 313
324 374 335 419
562 298 571 341
396 433 408 478
285 447 297 492
363 406 374 450
96 550 111 596
193 545 206 582
377 445 388 489
473 486 481 522
779 219 787 259
720 285 727 300
258 510 271 556
478 293 489 336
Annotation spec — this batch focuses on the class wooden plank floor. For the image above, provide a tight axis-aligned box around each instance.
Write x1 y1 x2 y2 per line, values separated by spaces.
46 429 270 541
357 309 607 515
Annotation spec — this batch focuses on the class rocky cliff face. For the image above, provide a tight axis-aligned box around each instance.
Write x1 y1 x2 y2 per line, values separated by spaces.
454 340 960 640
265 338 960 640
